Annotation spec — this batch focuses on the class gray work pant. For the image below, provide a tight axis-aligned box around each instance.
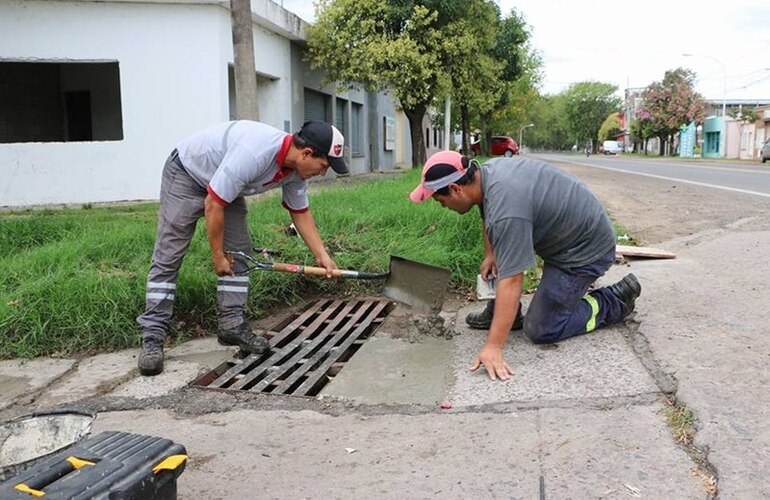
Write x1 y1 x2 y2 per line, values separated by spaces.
136 152 252 341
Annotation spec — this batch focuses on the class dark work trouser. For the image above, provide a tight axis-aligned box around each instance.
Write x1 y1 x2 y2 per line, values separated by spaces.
523 247 627 344
136 153 252 341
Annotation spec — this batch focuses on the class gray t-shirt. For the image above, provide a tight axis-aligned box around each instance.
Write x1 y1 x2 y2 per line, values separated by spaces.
480 157 616 279
176 121 309 210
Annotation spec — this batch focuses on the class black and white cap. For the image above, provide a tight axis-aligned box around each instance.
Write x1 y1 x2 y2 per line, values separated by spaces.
297 120 348 175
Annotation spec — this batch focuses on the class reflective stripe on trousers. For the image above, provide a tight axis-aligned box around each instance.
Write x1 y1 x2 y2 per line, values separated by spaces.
522 246 626 344
136 154 253 339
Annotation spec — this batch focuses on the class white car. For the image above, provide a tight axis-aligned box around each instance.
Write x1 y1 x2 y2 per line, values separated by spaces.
761 138 770 164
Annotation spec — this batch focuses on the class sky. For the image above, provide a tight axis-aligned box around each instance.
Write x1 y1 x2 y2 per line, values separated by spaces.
277 0 770 101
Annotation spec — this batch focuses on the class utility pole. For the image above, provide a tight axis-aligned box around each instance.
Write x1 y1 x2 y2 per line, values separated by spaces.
231 0 259 120
444 97 451 151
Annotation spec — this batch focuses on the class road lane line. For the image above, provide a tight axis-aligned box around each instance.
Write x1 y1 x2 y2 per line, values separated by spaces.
544 158 770 199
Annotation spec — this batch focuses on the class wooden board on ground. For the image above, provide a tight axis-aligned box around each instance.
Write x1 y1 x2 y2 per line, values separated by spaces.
616 245 676 259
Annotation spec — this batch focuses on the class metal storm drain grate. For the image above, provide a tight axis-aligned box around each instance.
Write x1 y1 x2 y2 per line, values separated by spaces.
193 298 393 397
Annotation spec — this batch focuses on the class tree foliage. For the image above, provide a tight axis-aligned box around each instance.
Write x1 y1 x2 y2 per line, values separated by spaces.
521 93 572 150
307 0 451 167
638 68 706 155
598 113 622 142
562 82 622 149
440 5 542 151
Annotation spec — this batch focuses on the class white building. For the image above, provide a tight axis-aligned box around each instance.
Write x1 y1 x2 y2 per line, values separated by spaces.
0 0 415 207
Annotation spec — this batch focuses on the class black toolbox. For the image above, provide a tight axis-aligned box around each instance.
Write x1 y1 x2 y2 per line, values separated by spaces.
0 430 187 499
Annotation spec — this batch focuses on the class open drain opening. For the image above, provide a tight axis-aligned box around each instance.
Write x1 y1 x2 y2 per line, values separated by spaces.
193 297 393 397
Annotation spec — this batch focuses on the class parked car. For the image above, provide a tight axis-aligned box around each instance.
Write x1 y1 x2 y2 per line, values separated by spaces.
761 138 770 163
601 140 624 155
468 136 520 157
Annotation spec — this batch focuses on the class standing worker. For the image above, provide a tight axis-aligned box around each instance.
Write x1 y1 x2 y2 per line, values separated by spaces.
137 120 348 376
409 151 641 382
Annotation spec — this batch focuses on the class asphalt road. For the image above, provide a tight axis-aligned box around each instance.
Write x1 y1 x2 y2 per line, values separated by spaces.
539 153 770 198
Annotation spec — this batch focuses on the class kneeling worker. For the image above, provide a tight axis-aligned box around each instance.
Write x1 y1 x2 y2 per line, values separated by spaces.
409 151 640 381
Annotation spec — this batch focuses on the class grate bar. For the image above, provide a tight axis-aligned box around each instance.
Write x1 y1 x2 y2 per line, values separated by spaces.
291 300 389 395
254 300 379 394
196 297 392 396
228 299 350 391
209 299 333 389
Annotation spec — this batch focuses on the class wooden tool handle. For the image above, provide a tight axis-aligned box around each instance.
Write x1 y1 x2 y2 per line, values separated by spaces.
271 262 342 277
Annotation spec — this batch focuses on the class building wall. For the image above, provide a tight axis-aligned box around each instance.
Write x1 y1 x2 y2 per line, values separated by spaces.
0 0 405 207
366 91 400 171
0 0 231 206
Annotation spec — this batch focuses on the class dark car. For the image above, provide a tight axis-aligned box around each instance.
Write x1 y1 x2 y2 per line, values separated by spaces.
468 136 520 157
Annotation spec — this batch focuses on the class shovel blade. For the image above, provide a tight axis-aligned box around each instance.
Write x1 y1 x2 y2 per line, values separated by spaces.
381 256 451 312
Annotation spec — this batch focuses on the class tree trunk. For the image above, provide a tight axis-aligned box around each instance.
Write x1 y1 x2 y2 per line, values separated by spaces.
658 136 665 156
231 0 259 120
404 104 427 167
461 104 470 156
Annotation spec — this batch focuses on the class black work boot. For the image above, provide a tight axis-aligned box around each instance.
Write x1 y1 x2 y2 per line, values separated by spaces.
607 273 642 315
218 322 270 355
138 337 164 376
465 300 524 330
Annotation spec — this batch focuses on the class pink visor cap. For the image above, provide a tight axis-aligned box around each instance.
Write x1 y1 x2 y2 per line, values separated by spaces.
409 151 467 203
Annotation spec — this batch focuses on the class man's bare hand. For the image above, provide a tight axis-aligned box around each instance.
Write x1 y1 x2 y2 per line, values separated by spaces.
469 344 515 381
213 253 234 277
480 255 498 280
316 253 337 279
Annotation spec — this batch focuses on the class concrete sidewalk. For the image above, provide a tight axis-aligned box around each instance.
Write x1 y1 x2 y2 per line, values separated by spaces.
2 224 770 498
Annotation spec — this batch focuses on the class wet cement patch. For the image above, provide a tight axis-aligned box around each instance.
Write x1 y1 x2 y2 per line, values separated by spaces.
320 337 454 405
447 305 659 406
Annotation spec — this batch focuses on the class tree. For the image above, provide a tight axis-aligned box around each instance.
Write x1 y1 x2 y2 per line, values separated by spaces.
479 8 536 152
562 82 621 151
307 0 461 167
729 106 758 123
598 113 622 142
630 118 655 154
520 93 571 151
441 1 501 156
440 5 539 156
638 68 706 155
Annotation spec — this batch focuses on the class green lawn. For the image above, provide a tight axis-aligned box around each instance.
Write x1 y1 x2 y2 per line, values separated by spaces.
0 166 627 359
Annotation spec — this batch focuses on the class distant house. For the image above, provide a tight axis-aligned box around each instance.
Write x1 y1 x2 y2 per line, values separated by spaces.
0 0 414 207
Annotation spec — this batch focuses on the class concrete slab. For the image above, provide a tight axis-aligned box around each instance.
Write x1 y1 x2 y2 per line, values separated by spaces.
91 405 702 498
31 339 237 408
628 230 770 499
166 337 238 369
34 351 138 409
320 336 454 405
109 360 206 399
92 408 542 499
0 358 75 411
447 305 659 407
540 405 702 498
